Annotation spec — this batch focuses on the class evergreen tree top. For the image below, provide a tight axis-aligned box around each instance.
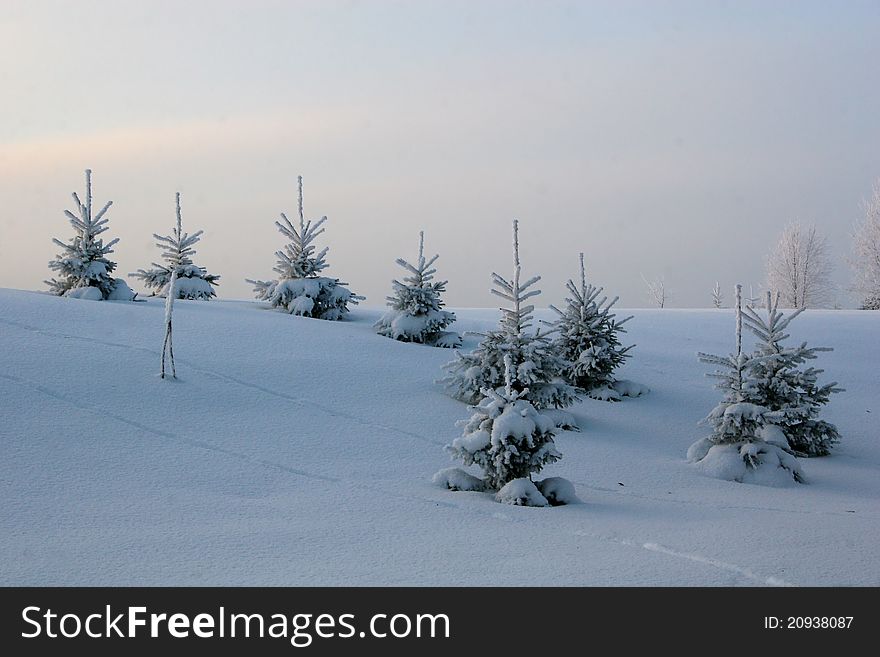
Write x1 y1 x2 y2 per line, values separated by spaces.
491 219 543 338
53 169 118 257
153 192 204 269
394 231 442 289
548 252 633 328
273 176 330 279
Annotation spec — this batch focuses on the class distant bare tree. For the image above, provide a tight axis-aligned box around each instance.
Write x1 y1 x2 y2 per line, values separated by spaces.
641 273 669 308
766 221 832 309
711 282 723 308
851 181 880 309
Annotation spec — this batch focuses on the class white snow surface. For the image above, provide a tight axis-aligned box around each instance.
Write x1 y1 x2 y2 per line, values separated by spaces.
0 289 878 586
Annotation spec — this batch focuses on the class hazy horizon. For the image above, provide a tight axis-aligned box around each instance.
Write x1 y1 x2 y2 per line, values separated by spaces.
2 0 878 308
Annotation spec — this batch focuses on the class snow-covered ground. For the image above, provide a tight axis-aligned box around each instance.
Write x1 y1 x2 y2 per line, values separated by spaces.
1 288 877 586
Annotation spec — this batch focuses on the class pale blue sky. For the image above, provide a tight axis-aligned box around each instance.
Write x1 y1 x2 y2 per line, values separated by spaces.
1 0 878 307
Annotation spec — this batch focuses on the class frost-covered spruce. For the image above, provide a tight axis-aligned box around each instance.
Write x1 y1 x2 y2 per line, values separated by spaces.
688 285 804 485
437 356 566 507
247 176 363 320
439 220 578 410
46 169 135 301
131 192 220 300
375 231 461 347
546 253 634 400
741 292 842 457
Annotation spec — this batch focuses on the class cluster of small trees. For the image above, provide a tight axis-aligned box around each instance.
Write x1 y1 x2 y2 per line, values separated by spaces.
46 169 846 499
47 170 219 302
435 221 639 506
688 285 841 485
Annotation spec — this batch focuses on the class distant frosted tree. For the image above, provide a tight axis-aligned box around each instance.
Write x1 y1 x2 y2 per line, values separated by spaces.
641 273 668 308
375 231 461 347
687 285 804 484
439 220 578 410
546 253 634 399
851 181 880 310
711 282 723 308
742 292 842 456
766 221 832 309
131 192 220 299
46 169 135 300
247 176 363 320
745 285 761 309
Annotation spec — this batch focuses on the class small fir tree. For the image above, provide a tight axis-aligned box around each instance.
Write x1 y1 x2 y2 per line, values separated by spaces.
741 292 842 456
439 220 578 410
546 253 634 399
435 354 569 508
712 282 724 308
131 192 220 299
247 176 362 320
46 169 133 300
374 231 461 347
688 285 804 484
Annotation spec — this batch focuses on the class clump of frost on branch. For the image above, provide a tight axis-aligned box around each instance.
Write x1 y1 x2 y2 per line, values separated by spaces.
375 231 460 347
439 220 578 413
545 253 638 401
131 192 220 299
247 176 363 320
688 285 804 485
436 355 577 507
741 292 842 456
46 169 135 300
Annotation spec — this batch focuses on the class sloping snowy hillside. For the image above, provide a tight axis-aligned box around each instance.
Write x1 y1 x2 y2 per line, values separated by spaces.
1 288 877 585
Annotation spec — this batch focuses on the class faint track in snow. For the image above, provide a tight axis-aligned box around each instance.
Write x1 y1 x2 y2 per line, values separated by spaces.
640 542 794 586
572 530 795 586
0 372 339 484
0 316 444 448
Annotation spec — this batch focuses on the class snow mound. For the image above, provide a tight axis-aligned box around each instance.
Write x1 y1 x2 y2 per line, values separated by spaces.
611 379 650 398
587 385 621 402
535 477 579 505
432 467 486 492
494 479 549 507
540 408 580 431
64 286 103 301
692 442 804 486
106 279 137 301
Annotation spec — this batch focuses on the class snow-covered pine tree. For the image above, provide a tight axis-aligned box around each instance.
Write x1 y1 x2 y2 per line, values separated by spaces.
741 291 842 456
687 285 804 484
439 220 578 411
545 253 635 400
434 355 578 506
712 282 723 308
46 169 135 300
246 176 363 320
374 231 461 347
131 192 220 299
